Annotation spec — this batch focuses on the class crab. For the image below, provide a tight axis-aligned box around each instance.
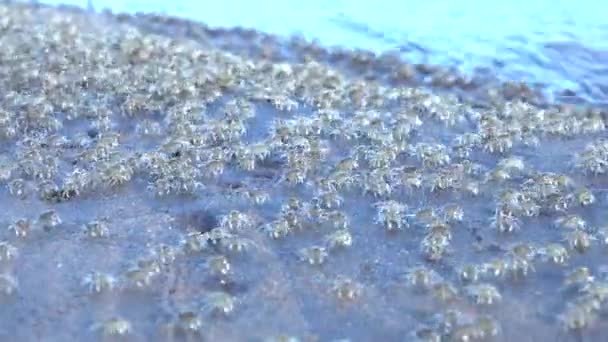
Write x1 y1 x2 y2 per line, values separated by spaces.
324 229 353 250
538 243 569 265
375 200 408 232
466 283 502 305
430 282 459 303
84 219 110 238
560 305 595 331
201 291 236 316
101 162 133 187
8 218 31 238
182 232 210 254
261 219 292 239
219 210 254 231
0 274 18 296
172 311 204 334
93 317 132 336
443 204 464 223
332 277 362 301
563 229 594 254
298 246 329 265
82 271 117 294
37 209 62 231
207 255 231 277
406 266 441 291
459 264 482 283
0 241 18 262
491 206 519 234
563 267 594 289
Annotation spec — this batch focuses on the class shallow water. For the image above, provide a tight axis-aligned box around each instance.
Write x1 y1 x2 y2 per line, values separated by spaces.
1 2 608 342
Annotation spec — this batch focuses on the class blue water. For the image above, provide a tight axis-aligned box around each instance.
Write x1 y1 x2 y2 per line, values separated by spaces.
41 0 608 105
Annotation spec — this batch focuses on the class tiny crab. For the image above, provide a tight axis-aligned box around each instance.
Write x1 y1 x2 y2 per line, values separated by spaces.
451 315 500 342
487 168 511 182
125 267 157 289
491 207 519 234
261 219 292 239
400 168 423 191
506 256 535 279
325 210 350 230
284 169 306 185
375 200 408 232
315 191 344 210
563 229 594 254
433 309 464 335
37 209 62 231
82 271 117 294
596 226 608 245
429 171 459 192
462 179 480 196
443 204 464 223
459 264 482 283
563 267 594 289
173 311 204 334
152 244 180 266
482 258 508 279
207 255 231 277
235 149 256 171
580 281 608 302
332 277 362 302
8 218 31 238
450 324 484 342
363 174 392 198
335 157 359 172
93 317 132 336
201 291 236 316
243 189 270 206
406 266 441 291
101 163 133 187
497 156 525 172
413 327 442 342
220 236 256 254
427 219 452 238
510 243 538 261
421 234 449 262
0 241 18 262
8 178 27 199
137 258 162 276
206 227 233 245
204 160 226 179
518 199 541 217
466 283 502 305
430 282 459 303
573 188 595 206
182 232 210 254
416 207 438 225
84 219 110 238
538 243 569 265
0 274 18 296
560 305 595 331
554 215 586 230
220 210 254 231
473 315 500 339
324 229 353 250
298 246 329 265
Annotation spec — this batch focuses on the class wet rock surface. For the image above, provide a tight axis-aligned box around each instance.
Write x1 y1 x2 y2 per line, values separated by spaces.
0 1 608 341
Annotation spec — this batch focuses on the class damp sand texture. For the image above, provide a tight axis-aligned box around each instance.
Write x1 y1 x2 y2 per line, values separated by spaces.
0 2 608 342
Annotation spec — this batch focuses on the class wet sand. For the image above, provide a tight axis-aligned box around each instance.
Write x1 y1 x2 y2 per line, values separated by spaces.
0 1 607 341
